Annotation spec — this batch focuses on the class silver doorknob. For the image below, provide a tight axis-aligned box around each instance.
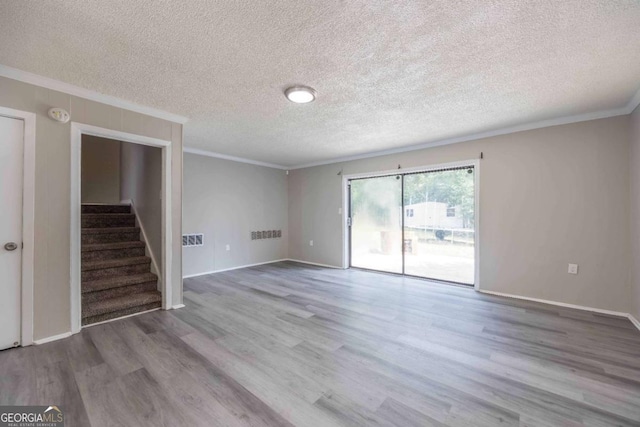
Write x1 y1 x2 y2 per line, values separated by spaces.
4 242 18 251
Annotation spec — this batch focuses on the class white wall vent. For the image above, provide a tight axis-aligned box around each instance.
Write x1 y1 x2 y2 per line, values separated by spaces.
251 230 282 240
183 233 204 247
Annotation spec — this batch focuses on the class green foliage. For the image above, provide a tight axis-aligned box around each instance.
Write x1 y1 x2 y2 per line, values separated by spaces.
404 169 475 227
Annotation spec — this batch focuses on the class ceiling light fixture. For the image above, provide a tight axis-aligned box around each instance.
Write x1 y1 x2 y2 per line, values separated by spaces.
284 86 316 104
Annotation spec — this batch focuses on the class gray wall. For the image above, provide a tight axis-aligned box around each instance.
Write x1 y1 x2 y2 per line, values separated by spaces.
120 142 162 271
81 135 121 203
288 116 631 313
182 153 288 277
630 106 640 320
0 75 183 341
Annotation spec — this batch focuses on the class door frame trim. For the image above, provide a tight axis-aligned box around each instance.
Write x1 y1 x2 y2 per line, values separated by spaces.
70 123 173 334
341 159 480 290
0 107 36 347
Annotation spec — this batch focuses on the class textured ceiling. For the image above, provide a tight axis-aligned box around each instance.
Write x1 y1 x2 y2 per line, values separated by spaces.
1 1 639 167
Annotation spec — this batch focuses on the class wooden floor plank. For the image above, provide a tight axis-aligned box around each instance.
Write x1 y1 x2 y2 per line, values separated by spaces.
1 261 639 426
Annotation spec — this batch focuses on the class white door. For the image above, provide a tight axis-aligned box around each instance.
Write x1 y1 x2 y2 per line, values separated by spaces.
0 116 23 350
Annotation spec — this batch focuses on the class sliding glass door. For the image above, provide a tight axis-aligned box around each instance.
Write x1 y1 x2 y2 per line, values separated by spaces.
349 175 403 273
403 168 475 284
349 165 475 285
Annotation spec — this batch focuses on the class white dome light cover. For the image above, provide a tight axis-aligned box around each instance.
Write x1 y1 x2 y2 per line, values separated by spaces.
285 86 317 104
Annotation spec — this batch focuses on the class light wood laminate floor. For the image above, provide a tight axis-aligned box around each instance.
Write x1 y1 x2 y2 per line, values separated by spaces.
2 261 640 426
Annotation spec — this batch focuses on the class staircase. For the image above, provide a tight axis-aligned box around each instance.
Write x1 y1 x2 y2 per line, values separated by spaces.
81 204 162 326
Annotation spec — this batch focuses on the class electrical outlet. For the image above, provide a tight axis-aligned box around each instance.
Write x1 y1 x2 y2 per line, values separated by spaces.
568 263 578 274
225 244 230 251
309 240 314 246
338 207 342 215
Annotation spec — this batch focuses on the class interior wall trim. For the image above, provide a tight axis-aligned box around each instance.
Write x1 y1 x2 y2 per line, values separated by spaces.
71 122 174 336
290 104 637 170
627 86 640 114
182 259 290 278
3 64 637 172
183 87 640 171
285 259 344 269
79 307 161 329
478 289 639 331
121 199 162 282
183 147 288 170
182 258 346 279
628 314 640 332
0 64 189 124
33 331 72 345
31 279 640 345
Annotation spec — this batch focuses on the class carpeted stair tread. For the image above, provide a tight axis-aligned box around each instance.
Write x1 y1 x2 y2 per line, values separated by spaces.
82 213 135 218
82 226 140 235
82 272 158 293
82 241 145 252
82 204 131 214
82 256 150 272
80 203 160 326
82 302 161 325
82 213 136 228
82 291 162 320
82 282 158 303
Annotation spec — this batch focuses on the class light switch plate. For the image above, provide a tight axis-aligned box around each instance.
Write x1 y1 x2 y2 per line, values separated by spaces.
568 263 578 274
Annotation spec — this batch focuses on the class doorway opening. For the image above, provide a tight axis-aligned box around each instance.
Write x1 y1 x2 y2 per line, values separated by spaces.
71 123 173 334
80 135 163 326
346 162 479 286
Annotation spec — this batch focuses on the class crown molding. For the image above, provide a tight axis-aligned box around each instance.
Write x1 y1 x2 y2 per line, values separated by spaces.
183 147 288 170
185 95 638 171
0 64 189 124
289 105 633 169
627 86 640 114
5 62 635 170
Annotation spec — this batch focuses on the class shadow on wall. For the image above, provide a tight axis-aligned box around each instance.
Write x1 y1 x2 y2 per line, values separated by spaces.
81 135 162 271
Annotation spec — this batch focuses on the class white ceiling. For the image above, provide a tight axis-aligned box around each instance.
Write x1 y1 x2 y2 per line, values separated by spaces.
1 1 639 168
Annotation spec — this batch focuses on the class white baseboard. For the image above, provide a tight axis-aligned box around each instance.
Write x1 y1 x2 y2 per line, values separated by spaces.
285 259 344 269
478 289 630 317
183 259 289 278
172 304 186 310
182 258 344 279
33 331 72 345
479 290 640 333
81 307 161 329
36 307 178 340
180 261 640 334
